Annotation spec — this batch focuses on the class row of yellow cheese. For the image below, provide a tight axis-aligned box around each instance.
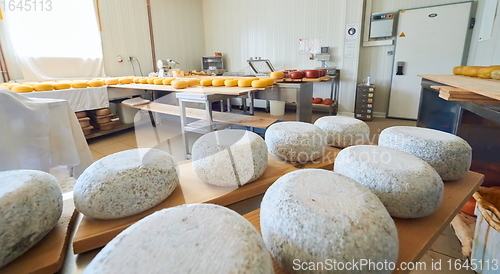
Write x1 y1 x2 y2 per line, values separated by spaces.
154 77 275 89
453 65 500 79
0 77 136 93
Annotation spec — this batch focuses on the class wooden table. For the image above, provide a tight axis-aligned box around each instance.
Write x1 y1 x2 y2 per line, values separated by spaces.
72 147 342 254
243 171 484 274
419 75 500 101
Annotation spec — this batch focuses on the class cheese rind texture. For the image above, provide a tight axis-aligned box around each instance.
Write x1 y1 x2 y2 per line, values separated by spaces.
0 170 63 268
314 116 370 148
334 145 444 218
192 130 268 187
378 126 472 181
85 204 274 274
265 122 326 163
260 169 398 274
73 148 179 219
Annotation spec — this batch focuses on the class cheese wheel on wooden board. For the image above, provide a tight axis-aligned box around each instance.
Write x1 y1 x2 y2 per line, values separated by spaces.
200 78 213 86
238 78 253 87
260 169 398 273
162 78 175 85
453 66 464 75
33 83 54 91
259 78 275 86
314 116 370 148
171 80 188 89
378 126 472 181
73 148 179 219
85 204 273 274
270 71 284 79
153 78 164 85
147 78 156 84
54 83 71 90
212 78 225 87
251 79 267 88
461 66 485 77
334 145 444 218
118 78 133 84
133 77 143 83
11 84 34 93
88 80 104 87
186 78 200 87
265 121 326 163
492 70 500 80
224 79 238 87
139 78 149 84
477 66 500 79
71 81 88 88
192 130 268 187
0 170 63 268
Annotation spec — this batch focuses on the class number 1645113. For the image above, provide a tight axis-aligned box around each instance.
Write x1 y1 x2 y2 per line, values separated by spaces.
1 0 53 12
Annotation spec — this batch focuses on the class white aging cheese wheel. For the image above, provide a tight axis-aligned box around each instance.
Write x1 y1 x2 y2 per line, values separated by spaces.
33 83 54 91
73 148 179 219
260 169 398 273
12 84 34 93
0 170 63 268
265 121 326 163
53 83 71 90
314 116 370 148
334 145 444 218
192 130 268 187
378 126 472 181
85 204 274 274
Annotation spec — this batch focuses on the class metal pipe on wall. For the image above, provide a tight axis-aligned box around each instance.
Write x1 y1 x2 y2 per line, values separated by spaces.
146 0 156 73
0 41 10 82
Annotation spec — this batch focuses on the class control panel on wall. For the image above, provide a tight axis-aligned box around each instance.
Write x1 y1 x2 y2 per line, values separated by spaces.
370 12 396 38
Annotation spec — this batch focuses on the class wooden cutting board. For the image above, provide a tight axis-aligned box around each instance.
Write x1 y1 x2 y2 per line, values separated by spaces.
72 147 341 254
243 171 484 274
419 74 500 101
0 198 77 274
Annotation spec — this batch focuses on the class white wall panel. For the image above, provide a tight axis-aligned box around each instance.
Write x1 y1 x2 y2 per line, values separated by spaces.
98 0 152 76
202 0 363 113
468 0 500 65
358 0 471 115
150 0 205 72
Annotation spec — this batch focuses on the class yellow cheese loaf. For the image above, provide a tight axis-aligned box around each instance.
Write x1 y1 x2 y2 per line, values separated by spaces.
12 85 34 93
171 80 188 89
139 79 149 84
54 83 71 90
154 78 164 85
162 78 175 85
251 80 268 88
147 78 156 84
119 78 133 84
133 77 143 83
88 80 104 87
238 79 253 87
34 83 54 91
212 78 226 87
200 79 213 86
224 79 238 87
72 81 88 88
270 71 284 79
187 79 200 87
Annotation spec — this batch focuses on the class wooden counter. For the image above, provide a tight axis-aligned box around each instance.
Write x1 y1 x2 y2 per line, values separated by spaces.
243 171 484 274
419 74 500 101
72 147 342 254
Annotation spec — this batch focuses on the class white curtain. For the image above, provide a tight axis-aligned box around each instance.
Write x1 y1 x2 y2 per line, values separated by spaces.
2 0 104 81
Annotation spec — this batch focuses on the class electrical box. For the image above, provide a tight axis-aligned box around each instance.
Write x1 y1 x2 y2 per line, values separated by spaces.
370 12 395 38
355 84 375 121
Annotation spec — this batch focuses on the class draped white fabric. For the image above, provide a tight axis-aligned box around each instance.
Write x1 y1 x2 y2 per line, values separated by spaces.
2 0 104 81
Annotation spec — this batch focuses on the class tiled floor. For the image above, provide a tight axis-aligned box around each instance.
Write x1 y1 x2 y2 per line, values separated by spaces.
84 109 473 273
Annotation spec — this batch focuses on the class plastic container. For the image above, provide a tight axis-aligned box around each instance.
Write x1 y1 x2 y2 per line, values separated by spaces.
270 101 286 116
471 187 500 273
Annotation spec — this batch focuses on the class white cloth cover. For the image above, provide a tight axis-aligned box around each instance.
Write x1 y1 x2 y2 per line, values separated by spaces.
0 88 93 178
21 87 109 112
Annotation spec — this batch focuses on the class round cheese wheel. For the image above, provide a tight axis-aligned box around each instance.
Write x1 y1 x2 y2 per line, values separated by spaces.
88 80 104 87
162 78 175 85
12 85 34 93
118 78 132 84
212 78 225 87
260 169 398 272
260 78 275 86
477 67 500 79
153 78 164 85
71 81 88 88
171 80 188 89
200 79 213 86
238 78 253 87
270 71 284 79
133 77 143 83
251 80 267 88
379 126 472 181
74 148 179 219
334 145 444 218
492 70 500 80
461 66 485 77
192 130 268 187
33 83 54 91
0 170 63 268
147 78 156 84
265 121 326 163
453 66 464 75
224 79 238 87
314 116 370 148
85 204 273 273
54 83 71 90
139 79 149 84
186 79 199 87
